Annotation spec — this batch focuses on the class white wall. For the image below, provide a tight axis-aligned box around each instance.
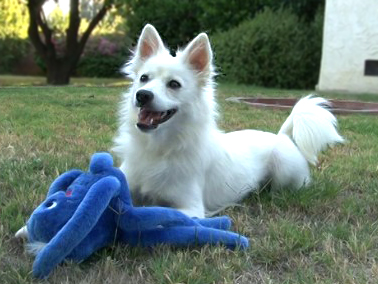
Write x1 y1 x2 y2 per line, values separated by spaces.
317 0 378 94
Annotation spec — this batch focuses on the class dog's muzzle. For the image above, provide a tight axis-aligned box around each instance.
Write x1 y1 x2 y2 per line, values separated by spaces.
134 90 178 132
136 108 177 132
136 90 154 107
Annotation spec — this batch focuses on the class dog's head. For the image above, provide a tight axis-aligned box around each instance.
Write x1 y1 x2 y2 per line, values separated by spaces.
123 24 214 133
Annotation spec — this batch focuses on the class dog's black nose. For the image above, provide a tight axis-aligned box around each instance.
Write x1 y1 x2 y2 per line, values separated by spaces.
136 90 154 107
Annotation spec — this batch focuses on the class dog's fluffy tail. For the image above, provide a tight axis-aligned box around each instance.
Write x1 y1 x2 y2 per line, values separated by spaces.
278 95 344 165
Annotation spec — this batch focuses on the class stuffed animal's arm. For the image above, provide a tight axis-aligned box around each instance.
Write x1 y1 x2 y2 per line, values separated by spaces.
47 169 83 196
120 207 201 231
32 176 120 279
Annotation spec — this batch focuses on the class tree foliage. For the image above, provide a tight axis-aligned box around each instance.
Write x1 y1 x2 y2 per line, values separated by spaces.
0 0 29 38
0 0 30 73
124 0 324 48
124 0 262 48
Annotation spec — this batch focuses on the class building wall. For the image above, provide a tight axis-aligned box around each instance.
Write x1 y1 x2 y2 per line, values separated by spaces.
317 0 378 94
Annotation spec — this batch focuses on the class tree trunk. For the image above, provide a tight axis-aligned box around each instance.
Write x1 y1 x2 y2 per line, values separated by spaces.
46 59 73 85
27 0 113 85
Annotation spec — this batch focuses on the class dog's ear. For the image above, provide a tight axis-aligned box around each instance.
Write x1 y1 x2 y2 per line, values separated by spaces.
182 33 213 75
123 24 165 77
136 24 164 60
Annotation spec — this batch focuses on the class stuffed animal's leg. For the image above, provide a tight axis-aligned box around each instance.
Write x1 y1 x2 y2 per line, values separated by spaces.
120 207 200 230
122 226 249 250
66 220 115 263
32 176 120 279
194 216 232 230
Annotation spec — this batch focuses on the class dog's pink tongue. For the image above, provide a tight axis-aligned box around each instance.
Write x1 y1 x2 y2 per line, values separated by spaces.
138 108 161 125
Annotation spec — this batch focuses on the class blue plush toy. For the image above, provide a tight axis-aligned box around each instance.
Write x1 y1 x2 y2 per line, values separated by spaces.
22 152 249 278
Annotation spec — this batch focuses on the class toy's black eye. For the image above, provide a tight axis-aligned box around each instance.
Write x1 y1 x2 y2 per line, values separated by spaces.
168 80 181 89
140 74 149 83
45 200 57 209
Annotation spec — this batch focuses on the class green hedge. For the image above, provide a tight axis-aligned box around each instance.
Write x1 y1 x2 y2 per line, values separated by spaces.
76 35 131 78
0 37 29 74
76 54 124 78
211 8 323 89
34 35 132 78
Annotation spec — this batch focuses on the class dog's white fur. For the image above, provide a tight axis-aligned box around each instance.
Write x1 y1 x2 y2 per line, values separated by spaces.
112 24 343 218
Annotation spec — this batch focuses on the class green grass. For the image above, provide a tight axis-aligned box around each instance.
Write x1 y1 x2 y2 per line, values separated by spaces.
1 82 378 283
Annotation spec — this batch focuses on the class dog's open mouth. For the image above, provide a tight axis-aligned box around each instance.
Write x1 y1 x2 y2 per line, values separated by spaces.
137 107 177 131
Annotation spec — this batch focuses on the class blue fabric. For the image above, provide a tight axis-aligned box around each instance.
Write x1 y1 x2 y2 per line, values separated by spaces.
26 152 249 279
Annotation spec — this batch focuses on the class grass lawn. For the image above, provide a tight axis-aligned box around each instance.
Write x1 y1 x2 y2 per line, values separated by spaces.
1 82 378 283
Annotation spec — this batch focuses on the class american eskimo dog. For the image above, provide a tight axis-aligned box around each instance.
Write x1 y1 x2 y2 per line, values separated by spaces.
112 24 343 218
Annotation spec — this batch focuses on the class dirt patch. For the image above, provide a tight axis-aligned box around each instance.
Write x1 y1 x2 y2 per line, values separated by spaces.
227 97 378 114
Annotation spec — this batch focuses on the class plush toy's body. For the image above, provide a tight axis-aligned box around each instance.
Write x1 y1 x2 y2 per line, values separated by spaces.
24 153 248 278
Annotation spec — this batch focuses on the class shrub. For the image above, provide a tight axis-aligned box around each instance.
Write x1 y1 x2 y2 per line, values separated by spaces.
76 35 131 78
0 37 29 74
34 34 131 78
76 54 124 78
211 8 323 89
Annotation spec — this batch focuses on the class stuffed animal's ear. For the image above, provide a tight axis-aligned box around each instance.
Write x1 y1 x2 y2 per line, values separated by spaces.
47 170 83 196
89 152 113 174
32 176 121 279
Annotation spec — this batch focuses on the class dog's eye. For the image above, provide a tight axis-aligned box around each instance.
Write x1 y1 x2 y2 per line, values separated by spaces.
167 80 181 89
140 74 149 83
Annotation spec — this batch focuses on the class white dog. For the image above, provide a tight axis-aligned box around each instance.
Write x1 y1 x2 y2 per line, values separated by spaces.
112 24 344 218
